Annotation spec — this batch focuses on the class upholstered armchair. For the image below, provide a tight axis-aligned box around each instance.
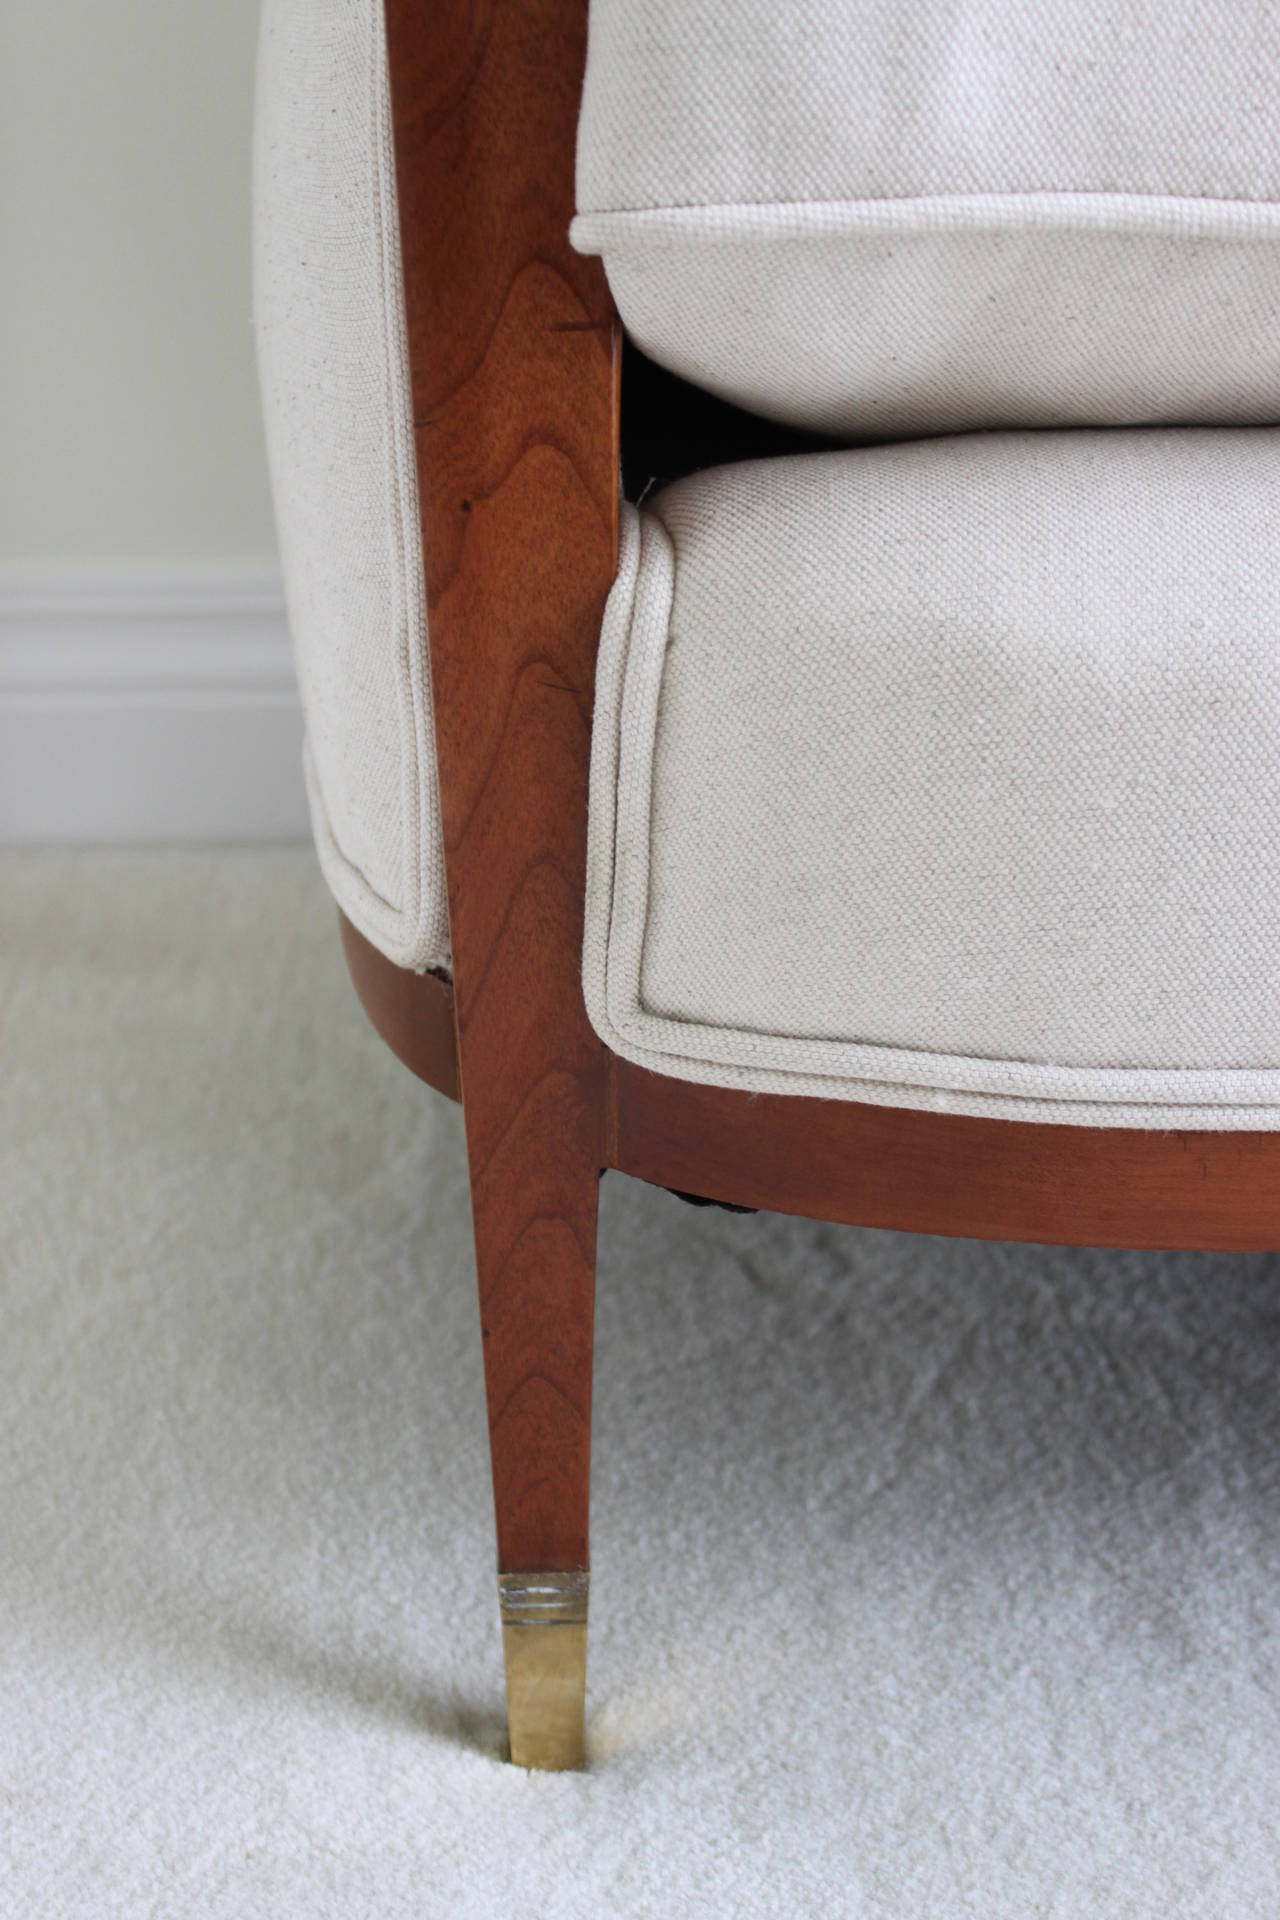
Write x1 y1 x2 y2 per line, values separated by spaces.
254 0 1280 1767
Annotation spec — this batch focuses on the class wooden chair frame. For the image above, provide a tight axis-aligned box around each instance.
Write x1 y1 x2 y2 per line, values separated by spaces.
361 0 1280 1767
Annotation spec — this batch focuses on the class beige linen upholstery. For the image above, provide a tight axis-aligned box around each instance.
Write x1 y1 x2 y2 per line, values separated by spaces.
254 0 448 971
255 0 1280 1125
572 0 1280 437
586 433 1280 1126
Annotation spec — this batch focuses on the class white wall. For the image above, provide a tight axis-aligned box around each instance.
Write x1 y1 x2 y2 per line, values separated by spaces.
0 0 305 838
1 0 276 557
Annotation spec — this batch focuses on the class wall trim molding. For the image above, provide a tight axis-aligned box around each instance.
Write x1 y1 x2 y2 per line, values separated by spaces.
0 562 308 841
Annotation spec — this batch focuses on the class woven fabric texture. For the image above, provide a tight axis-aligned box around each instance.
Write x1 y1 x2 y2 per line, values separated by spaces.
585 431 1280 1126
254 0 448 970
572 0 1280 436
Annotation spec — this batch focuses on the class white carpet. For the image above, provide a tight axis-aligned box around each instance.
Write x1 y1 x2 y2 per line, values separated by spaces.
2 850 1278 1919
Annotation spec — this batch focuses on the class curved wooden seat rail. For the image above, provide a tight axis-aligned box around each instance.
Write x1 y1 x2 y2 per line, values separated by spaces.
341 913 1280 1253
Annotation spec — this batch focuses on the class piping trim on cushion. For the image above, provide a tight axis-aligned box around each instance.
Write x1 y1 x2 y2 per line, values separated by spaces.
583 503 1280 1129
572 192 1280 255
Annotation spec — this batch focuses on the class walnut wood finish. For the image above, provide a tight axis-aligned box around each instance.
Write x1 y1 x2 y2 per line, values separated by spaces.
611 1065 1280 1252
383 0 617 1583
339 913 458 1103
340 915 1280 1252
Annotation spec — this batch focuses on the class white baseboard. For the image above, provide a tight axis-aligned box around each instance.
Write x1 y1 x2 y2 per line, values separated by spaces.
0 563 309 842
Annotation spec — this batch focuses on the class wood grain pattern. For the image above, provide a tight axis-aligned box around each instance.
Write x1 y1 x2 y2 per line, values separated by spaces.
339 910 459 1103
384 0 618 1574
339 921 1280 1250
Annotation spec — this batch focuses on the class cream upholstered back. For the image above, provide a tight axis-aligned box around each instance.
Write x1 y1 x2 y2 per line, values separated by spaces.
254 0 447 972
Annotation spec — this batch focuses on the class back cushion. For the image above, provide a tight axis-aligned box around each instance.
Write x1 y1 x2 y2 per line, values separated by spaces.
572 0 1280 437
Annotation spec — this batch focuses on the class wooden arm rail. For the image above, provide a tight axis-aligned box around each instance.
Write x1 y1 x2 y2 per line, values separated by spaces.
384 0 614 1769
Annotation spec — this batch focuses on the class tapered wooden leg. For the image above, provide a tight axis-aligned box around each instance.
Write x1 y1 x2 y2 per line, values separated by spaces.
383 0 617 1773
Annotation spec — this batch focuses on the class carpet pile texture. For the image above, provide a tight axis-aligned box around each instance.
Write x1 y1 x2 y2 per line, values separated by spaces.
2 851 1277 1917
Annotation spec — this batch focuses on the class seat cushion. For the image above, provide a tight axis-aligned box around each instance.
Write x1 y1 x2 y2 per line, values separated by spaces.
585 430 1280 1126
572 1 1280 438
254 0 448 971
